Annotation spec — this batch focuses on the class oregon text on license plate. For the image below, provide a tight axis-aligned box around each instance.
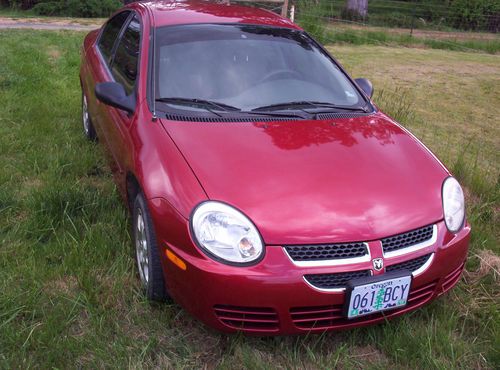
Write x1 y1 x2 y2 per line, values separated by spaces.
346 275 412 319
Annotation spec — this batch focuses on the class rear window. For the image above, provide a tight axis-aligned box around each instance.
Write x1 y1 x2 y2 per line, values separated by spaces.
98 11 130 63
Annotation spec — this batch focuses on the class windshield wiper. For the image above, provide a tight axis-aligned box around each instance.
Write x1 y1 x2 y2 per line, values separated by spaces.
155 97 241 116
252 101 370 113
240 110 310 119
156 97 310 119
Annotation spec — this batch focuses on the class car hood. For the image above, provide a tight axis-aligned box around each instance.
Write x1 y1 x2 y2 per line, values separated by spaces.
161 113 448 245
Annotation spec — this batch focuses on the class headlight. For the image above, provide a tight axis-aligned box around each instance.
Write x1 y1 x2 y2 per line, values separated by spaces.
442 177 465 233
190 201 264 265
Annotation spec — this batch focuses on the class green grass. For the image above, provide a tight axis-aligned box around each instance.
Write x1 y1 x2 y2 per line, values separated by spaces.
0 29 499 368
310 26 500 54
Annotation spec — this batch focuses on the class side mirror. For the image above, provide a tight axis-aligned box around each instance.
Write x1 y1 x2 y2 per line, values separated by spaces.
354 78 374 99
95 82 135 113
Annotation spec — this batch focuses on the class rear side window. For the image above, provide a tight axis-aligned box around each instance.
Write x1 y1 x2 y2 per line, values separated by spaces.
111 15 141 95
98 11 130 63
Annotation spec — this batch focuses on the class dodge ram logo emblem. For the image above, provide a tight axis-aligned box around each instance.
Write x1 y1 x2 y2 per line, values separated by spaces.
372 258 384 271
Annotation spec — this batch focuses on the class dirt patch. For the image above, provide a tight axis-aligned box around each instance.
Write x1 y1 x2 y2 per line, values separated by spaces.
382 61 500 83
350 345 391 365
0 16 102 27
69 309 90 337
44 275 79 296
47 46 62 61
470 249 500 283
0 17 99 31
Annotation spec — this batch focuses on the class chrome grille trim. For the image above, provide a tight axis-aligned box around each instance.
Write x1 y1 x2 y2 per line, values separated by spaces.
284 243 371 267
383 225 437 258
411 253 434 277
302 270 373 293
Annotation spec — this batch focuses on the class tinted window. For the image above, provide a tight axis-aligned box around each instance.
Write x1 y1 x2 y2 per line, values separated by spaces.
155 25 365 112
111 15 140 95
98 11 130 63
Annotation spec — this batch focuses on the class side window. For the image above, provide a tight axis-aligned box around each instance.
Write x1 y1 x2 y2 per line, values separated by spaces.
98 11 130 63
111 15 140 96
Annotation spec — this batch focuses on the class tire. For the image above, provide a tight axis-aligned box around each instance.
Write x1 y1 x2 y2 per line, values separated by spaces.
133 192 169 301
82 91 97 141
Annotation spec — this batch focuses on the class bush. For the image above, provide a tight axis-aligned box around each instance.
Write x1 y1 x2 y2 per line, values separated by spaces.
369 12 416 29
33 0 122 18
448 0 500 31
2 0 37 10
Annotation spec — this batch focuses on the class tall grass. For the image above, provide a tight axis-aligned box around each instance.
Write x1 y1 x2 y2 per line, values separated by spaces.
0 29 498 368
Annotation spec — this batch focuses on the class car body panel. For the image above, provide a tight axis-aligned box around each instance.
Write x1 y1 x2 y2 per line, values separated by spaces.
161 113 448 244
151 0 300 29
80 4 208 217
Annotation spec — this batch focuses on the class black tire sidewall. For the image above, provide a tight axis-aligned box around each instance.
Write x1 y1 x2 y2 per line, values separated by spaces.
132 192 168 302
82 91 97 141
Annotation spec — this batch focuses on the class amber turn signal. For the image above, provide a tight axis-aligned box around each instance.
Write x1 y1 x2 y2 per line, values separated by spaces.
166 249 187 271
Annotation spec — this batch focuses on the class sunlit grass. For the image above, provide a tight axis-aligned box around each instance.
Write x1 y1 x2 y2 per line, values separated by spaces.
0 29 498 368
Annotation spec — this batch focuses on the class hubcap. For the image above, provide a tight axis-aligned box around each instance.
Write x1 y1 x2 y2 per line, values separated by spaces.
135 209 149 286
82 95 90 135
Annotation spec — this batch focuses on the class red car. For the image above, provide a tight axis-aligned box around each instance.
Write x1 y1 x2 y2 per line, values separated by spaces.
80 1 470 335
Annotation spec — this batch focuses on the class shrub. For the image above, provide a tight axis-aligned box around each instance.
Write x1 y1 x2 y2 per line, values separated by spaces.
3 0 37 10
369 12 416 29
448 0 500 31
33 0 122 18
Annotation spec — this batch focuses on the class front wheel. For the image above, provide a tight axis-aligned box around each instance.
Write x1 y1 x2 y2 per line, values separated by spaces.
133 192 169 301
82 92 97 141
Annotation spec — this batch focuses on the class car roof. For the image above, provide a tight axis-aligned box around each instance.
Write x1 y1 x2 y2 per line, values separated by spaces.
133 0 301 29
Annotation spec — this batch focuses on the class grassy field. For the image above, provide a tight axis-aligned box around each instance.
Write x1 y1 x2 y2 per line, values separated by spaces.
0 29 499 369
295 16 500 54
0 7 105 26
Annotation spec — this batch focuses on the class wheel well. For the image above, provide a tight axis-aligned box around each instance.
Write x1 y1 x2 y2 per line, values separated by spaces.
126 172 141 213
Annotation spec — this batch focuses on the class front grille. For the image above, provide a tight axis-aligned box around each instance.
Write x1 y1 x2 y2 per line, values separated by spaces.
386 254 432 274
382 225 434 254
213 305 279 332
291 280 438 330
304 270 371 290
285 242 368 262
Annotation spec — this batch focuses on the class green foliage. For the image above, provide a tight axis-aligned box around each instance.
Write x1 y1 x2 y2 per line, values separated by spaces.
1 0 37 10
449 0 500 32
32 0 121 17
368 11 416 28
295 0 499 32
296 0 329 44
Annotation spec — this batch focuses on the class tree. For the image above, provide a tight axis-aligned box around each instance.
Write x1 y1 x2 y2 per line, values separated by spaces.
343 0 368 20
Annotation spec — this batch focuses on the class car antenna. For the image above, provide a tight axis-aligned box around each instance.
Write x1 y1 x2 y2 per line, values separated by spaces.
151 3 158 122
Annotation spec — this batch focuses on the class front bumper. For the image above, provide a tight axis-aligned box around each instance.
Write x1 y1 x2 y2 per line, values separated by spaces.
157 214 470 335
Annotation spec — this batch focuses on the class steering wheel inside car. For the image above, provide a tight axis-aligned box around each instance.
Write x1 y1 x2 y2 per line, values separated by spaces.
259 69 302 84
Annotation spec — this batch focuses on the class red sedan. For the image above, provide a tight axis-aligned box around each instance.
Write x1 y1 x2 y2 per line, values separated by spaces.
79 1 470 335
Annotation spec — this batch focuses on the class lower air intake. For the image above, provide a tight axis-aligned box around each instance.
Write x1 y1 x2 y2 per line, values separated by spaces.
214 304 279 332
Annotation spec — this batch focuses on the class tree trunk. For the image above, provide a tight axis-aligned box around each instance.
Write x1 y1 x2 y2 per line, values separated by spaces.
344 0 368 19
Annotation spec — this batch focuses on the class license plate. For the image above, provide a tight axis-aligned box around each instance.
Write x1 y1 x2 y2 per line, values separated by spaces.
345 272 412 319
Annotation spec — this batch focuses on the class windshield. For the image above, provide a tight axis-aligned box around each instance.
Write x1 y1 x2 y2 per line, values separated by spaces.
154 24 366 113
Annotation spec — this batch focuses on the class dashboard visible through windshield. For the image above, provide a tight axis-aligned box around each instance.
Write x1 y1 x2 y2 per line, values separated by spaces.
154 24 370 116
